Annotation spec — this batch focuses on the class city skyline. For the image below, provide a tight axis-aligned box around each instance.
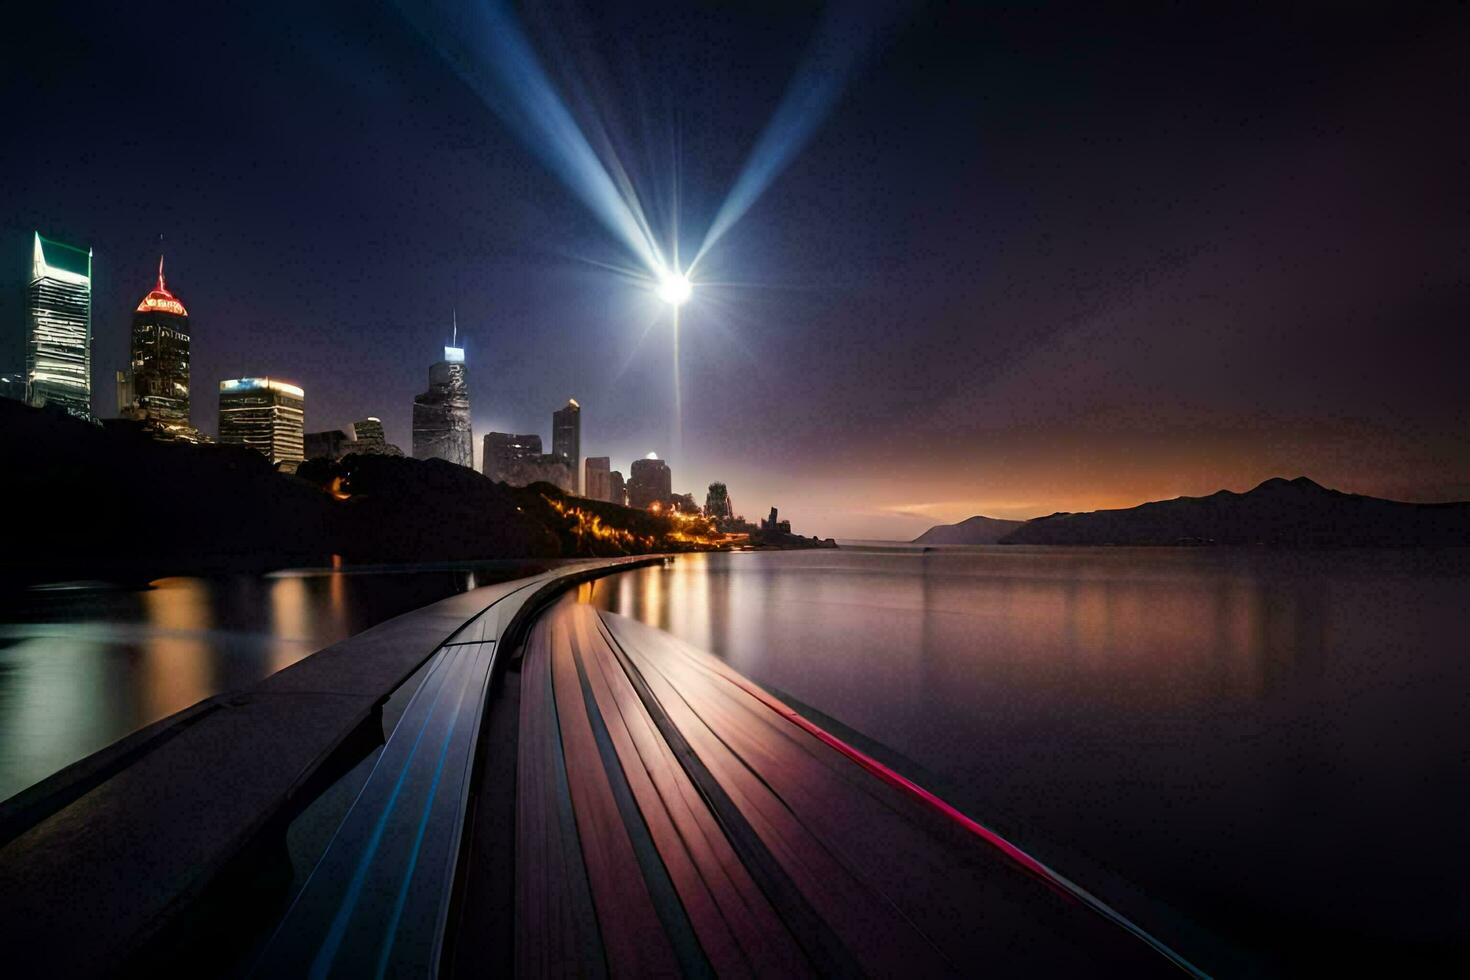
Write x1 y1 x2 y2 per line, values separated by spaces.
2 2 1467 539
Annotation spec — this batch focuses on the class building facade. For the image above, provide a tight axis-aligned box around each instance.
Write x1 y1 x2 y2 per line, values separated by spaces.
218 377 305 466
483 432 543 483
412 340 473 468
552 399 581 494
705 482 733 521
26 232 93 420
351 417 386 451
304 429 353 460
609 470 627 507
627 454 672 510
125 255 199 440
584 456 611 502
482 432 573 493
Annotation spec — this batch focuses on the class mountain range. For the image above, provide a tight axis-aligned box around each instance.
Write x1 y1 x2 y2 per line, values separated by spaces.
913 477 1470 547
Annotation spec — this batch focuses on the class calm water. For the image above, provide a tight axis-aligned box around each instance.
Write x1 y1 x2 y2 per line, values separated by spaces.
590 547 1470 975
0 563 541 803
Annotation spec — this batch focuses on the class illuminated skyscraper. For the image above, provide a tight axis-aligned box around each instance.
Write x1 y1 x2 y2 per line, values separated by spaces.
26 232 93 420
218 378 305 466
584 456 611 501
412 324 472 468
126 255 199 441
627 453 672 510
552 399 581 494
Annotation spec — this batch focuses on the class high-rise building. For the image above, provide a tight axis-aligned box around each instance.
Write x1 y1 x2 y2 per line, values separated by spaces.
114 371 135 415
483 432 543 483
584 456 611 501
627 453 672 510
412 329 472 468
351 417 387 451
705 482 733 521
609 470 627 507
26 232 93 420
125 254 199 441
346 417 403 456
552 399 581 494
218 377 305 466
304 429 353 460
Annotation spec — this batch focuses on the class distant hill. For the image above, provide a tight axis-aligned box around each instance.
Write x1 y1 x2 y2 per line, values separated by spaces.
912 515 1025 545
999 477 1470 547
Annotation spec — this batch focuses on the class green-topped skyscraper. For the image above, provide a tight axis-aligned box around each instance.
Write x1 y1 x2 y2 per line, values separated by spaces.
26 232 93 420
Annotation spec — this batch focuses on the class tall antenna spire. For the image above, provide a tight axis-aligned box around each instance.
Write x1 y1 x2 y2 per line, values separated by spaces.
157 233 166 291
452 308 458 348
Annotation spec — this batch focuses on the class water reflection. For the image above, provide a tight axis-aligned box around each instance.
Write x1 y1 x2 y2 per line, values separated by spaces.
138 578 216 722
589 547 1470 974
0 561 543 803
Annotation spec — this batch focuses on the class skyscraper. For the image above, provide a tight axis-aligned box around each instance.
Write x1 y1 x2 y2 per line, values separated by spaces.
584 456 611 502
483 432 542 483
351 417 387 451
627 453 672 510
348 417 403 455
218 378 305 466
705 482 733 521
609 470 627 507
552 399 581 494
412 326 473 468
26 232 93 420
125 254 199 441
304 429 353 460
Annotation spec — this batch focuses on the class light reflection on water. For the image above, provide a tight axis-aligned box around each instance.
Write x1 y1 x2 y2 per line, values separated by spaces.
0 563 537 803
589 547 1470 974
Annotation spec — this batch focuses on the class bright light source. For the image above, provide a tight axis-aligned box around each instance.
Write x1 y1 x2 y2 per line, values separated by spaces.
657 270 692 306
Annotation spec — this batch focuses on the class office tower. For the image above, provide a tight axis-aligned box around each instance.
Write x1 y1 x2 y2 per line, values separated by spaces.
26 232 93 420
584 456 611 502
304 429 353 460
218 378 305 466
705 482 733 521
412 329 472 468
347 417 403 456
523 455 575 494
351 417 386 451
552 399 581 494
609 470 627 507
127 254 199 440
115 371 135 415
483 432 543 482
627 453 672 510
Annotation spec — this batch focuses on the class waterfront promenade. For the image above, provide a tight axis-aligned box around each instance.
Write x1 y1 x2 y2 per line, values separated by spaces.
1 557 1191 977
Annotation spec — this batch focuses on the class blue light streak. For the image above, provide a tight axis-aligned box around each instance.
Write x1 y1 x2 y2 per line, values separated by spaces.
394 0 668 278
396 2 900 288
691 3 902 272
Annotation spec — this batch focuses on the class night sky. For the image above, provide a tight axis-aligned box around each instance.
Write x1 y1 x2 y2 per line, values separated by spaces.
3 1 1466 539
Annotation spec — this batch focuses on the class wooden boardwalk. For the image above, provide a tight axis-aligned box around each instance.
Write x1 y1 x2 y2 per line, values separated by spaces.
509 595 1187 977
